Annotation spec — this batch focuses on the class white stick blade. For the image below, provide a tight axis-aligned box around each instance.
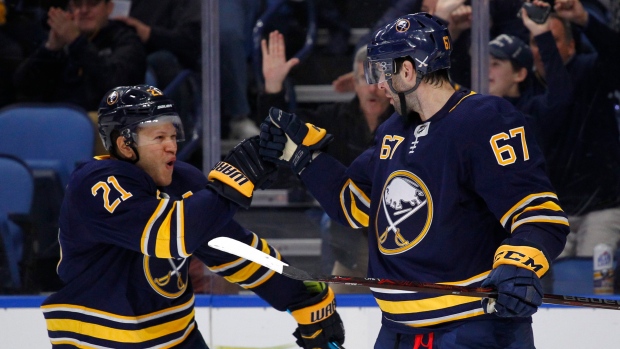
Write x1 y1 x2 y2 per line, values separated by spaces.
208 237 287 274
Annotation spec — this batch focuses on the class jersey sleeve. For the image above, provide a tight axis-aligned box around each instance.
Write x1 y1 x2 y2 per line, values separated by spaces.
300 149 374 229
192 219 309 311
67 163 237 259
459 103 569 265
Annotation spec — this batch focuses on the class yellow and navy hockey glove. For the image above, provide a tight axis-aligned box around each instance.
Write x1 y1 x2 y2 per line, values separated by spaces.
207 136 276 209
259 107 333 174
288 282 345 349
481 238 547 317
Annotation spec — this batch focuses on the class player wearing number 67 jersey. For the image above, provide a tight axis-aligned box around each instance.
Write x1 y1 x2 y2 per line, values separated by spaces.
259 13 569 349
41 85 345 349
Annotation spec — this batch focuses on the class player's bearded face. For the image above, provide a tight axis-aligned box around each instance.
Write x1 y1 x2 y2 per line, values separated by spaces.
379 77 404 114
134 123 178 186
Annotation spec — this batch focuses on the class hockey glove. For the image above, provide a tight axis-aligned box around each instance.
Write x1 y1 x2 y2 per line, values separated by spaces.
208 136 276 209
288 282 345 349
259 107 333 174
481 240 549 317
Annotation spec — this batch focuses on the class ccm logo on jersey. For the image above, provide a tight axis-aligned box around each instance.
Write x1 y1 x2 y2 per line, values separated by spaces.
493 245 549 277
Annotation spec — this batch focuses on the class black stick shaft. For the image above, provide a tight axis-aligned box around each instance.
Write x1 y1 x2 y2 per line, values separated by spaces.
282 265 620 310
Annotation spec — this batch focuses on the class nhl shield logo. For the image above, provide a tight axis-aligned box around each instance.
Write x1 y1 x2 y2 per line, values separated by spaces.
376 171 433 254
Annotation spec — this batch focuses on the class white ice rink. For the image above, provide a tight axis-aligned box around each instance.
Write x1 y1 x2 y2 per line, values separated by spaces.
1 294 620 348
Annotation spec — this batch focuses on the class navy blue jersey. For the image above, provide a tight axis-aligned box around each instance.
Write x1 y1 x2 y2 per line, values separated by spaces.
301 90 569 334
42 157 308 348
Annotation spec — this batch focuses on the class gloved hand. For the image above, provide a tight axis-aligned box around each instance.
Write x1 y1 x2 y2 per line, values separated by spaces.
259 107 333 174
207 136 277 209
288 282 345 349
481 264 543 317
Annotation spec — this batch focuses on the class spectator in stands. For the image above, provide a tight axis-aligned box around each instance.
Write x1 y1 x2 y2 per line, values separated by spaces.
533 0 620 258
334 0 528 92
219 0 263 140
259 30 393 292
488 34 534 100
487 1 573 145
113 0 201 86
13 0 145 111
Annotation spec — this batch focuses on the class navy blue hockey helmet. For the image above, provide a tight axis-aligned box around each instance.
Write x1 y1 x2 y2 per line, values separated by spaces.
365 12 452 85
97 85 185 151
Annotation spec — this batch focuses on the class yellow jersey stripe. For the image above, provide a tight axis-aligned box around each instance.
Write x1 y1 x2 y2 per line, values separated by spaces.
511 201 562 225
50 323 195 349
46 310 195 343
340 179 370 228
223 238 271 283
375 295 481 314
511 215 570 233
448 91 476 113
142 199 169 255
41 296 195 324
500 192 559 227
349 191 369 227
155 201 177 258
207 234 260 273
397 308 486 327
176 200 188 257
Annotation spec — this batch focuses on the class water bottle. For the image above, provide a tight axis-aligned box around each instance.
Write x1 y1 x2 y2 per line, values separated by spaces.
593 243 614 294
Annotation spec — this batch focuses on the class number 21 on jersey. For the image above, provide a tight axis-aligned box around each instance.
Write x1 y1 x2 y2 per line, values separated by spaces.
92 176 133 213
489 126 530 166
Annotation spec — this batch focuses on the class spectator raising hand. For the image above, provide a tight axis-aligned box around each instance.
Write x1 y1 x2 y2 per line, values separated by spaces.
433 0 466 20
45 7 80 50
521 0 552 36
554 0 589 26
260 30 300 94
447 3 472 40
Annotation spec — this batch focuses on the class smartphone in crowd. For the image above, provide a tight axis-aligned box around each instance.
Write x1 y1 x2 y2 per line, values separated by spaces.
517 2 551 24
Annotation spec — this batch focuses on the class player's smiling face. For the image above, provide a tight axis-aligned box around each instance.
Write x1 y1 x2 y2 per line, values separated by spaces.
135 122 178 186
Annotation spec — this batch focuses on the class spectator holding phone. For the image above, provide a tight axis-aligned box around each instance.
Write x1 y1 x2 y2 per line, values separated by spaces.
488 1 573 148
531 0 620 258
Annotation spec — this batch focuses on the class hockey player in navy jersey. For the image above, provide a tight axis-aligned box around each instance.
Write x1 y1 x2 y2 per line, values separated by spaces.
40 85 345 349
259 13 569 349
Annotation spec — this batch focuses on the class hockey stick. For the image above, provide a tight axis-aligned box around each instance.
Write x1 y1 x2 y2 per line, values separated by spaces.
208 236 620 310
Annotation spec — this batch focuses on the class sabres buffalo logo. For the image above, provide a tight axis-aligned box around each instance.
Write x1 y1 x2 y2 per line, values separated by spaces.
376 171 433 254
395 19 410 32
106 90 119 105
144 256 188 298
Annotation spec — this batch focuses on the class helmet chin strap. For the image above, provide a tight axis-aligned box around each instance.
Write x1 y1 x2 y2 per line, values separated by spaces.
127 145 141 164
110 145 140 164
387 74 423 117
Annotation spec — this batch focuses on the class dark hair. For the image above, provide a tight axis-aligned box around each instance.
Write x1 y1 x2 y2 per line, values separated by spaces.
395 57 450 87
